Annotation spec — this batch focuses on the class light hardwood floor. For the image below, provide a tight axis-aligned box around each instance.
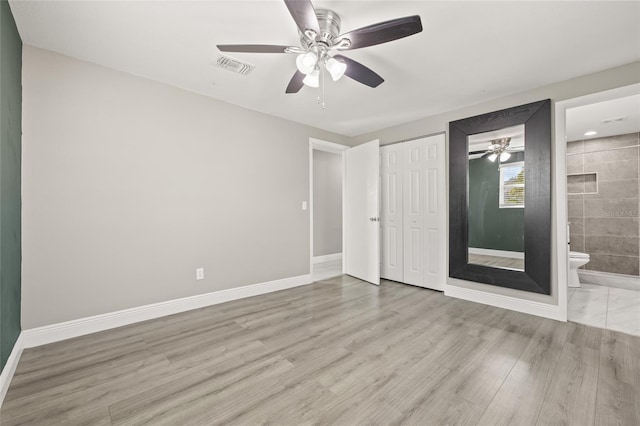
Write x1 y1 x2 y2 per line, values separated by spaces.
2 275 639 425
468 253 525 271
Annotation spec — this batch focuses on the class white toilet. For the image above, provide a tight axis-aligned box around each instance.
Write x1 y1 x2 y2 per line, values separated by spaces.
569 251 590 288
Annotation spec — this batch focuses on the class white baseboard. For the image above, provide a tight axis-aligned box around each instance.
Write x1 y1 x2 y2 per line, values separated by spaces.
313 253 342 264
444 284 565 321
22 274 312 349
578 269 640 291
1 333 24 408
468 247 524 260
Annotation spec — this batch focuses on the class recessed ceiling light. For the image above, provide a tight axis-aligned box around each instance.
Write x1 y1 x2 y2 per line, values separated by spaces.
584 130 598 136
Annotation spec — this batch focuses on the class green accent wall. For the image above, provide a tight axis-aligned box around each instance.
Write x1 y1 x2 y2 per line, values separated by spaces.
0 0 22 372
468 154 524 253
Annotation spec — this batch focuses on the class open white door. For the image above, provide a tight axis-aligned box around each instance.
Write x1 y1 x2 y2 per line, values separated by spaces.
344 140 380 285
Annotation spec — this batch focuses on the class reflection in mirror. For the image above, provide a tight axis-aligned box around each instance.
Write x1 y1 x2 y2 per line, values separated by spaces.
467 124 525 271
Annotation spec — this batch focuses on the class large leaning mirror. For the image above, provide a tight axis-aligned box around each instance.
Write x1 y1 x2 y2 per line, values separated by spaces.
449 100 551 294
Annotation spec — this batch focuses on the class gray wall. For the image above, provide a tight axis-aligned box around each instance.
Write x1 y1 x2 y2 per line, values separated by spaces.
352 61 640 305
0 0 22 372
567 132 640 276
313 150 342 257
21 46 348 329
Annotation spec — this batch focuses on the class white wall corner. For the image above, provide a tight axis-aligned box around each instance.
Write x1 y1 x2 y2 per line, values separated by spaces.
444 284 564 321
0 333 24 409
22 274 312 349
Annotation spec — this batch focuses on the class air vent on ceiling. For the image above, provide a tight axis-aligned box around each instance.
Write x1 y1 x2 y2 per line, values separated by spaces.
602 116 627 124
215 56 254 76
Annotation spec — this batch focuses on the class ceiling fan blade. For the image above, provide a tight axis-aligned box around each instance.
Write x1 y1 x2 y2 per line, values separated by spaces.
284 0 320 36
333 55 384 88
335 15 423 50
285 70 306 93
217 44 293 53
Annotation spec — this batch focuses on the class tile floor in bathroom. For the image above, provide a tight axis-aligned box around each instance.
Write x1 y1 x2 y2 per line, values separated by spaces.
568 283 640 336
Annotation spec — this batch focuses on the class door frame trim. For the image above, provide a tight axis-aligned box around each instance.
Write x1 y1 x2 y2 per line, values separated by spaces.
309 138 349 278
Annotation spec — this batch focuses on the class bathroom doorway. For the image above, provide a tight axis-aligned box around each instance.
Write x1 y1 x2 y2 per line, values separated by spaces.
563 87 640 336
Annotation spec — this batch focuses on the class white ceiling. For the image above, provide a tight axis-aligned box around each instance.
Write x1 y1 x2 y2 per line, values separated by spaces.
566 94 640 142
9 1 640 137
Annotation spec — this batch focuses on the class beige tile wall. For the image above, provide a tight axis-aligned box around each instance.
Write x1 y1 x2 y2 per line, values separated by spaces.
567 132 640 276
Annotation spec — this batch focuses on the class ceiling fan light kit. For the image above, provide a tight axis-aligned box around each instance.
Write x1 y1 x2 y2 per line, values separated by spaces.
484 138 515 163
302 69 320 88
295 52 317 75
216 0 423 107
295 52 346 84
325 57 347 81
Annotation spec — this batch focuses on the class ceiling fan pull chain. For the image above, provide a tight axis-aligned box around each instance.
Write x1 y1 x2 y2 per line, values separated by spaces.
321 64 326 109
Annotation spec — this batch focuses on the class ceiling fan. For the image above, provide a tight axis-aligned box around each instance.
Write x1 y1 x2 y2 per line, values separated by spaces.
217 0 423 97
470 138 524 162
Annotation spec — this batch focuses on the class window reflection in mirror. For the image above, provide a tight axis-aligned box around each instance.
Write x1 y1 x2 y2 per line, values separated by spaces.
467 124 525 271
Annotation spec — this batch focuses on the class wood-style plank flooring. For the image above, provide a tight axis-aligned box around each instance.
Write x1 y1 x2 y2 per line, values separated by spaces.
2 276 639 425
468 254 524 271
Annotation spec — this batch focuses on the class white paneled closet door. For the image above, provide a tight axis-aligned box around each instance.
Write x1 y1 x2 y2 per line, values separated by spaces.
403 139 425 286
422 134 446 290
380 145 403 282
380 134 446 290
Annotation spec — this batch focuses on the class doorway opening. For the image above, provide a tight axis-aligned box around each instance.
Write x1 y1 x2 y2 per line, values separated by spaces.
556 83 640 333
309 139 348 282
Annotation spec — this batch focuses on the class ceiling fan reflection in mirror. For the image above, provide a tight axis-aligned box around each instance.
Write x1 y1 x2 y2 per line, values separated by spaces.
470 138 525 163
217 0 422 107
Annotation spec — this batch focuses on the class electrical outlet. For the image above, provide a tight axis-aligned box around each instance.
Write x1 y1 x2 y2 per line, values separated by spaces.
196 268 204 280
302 201 308 210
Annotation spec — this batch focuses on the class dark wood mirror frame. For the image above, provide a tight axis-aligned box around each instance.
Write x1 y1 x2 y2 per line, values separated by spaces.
449 99 552 295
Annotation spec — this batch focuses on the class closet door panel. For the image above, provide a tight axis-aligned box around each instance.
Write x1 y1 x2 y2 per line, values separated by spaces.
380 146 403 281
381 134 445 289
422 134 446 290
403 142 424 286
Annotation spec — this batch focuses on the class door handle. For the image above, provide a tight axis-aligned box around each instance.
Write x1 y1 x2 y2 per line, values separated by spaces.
369 217 380 222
